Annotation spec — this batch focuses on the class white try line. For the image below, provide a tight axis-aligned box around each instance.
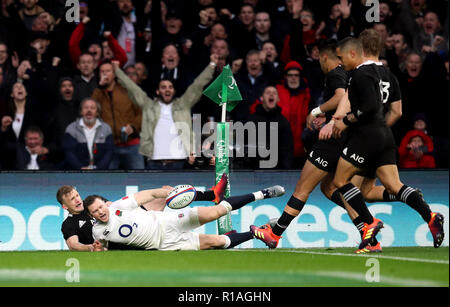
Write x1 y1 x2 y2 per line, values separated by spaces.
315 270 445 287
234 249 449 265
0 269 65 281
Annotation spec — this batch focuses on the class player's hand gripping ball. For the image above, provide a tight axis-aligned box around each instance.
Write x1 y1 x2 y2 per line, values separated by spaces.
165 185 197 209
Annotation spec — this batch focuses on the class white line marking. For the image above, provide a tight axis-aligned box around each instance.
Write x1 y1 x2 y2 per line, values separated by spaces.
0 269 65 280
233 249 449 264
315 271 445 287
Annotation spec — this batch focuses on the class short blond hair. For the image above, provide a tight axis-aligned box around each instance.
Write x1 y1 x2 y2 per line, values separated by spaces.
56 185 75 205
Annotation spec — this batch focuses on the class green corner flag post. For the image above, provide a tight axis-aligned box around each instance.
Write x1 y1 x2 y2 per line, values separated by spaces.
203 65 242 235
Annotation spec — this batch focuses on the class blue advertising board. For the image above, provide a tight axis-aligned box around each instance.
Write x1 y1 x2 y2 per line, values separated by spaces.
0 170 448 250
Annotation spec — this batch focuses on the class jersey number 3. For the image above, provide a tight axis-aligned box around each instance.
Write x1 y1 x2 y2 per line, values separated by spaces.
379 80 390 104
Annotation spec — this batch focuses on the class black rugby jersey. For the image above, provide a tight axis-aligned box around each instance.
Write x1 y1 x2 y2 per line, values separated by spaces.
323 65 348 122
347 61 386 128
61 211 95 244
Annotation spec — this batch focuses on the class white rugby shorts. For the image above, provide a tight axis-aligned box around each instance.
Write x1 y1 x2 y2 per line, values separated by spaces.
158 207 201 251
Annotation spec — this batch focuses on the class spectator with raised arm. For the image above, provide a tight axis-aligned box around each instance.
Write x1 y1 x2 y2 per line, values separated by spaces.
91 61 144 170
111 54 218 170
68 16 127 69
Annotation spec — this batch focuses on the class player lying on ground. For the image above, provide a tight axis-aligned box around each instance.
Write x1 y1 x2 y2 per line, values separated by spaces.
58 175 228 251
85 185 285 251
84 184 286 251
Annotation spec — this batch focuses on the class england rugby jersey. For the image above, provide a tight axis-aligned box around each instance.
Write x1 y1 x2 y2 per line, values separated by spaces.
92 195 165 250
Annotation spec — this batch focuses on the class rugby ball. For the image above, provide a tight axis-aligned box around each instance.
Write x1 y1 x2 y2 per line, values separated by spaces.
166 185 197 209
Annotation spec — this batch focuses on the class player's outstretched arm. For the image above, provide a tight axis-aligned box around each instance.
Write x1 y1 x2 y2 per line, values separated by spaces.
65 235 94 252
134 188 171 207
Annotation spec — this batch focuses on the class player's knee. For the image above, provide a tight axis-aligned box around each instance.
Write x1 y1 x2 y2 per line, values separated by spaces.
332 177 347 189
200 235 224 250
359 186 371 200
293 181 314 201
383 183 402 195
320 182 334 199
292 190 309 202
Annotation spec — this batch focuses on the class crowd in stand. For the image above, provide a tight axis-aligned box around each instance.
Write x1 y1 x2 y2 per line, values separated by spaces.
0 0 448 171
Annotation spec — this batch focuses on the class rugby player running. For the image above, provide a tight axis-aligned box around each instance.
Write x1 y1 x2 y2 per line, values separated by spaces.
328 30 444 252
249 40 357 248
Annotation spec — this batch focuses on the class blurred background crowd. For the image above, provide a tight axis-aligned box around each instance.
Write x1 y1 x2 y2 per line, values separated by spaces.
0 0 448 171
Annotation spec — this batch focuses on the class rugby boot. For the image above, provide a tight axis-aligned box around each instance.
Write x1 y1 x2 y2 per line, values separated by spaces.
355 242 383 254
261 185 286 199
212 173 228 203
428 212 445 248
250 224 281 249
359 218 384 250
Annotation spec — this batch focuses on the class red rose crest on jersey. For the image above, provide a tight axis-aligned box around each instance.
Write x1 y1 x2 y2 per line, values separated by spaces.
115 210 122 216
178 213 184 218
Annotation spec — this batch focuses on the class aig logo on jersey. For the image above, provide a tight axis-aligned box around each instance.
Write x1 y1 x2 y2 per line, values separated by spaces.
310 151 328 168
343 147 365 164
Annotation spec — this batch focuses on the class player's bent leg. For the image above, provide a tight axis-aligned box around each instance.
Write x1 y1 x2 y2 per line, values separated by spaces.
320 173 338 200
292 160 328 202
199 231 254 250
197 187 286 226
376 164 444 247
351 175 365 190
334 158 383 249
375 164 403 195
265 161 327 243
320 174 360 219
199 234 227 250
358 177 385 203
197 205 228 225
333 158 371 221
333 157 361 189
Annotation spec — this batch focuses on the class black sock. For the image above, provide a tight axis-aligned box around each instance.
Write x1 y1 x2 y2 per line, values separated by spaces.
226 231 254 248
397 185 432 222
353 216 378 245
338 183 374 224
272 211 296 236
272 196 305 236
353 216 365 237
194 190 215 201
331 190 345 209
382 189 397 202
224 194 255 211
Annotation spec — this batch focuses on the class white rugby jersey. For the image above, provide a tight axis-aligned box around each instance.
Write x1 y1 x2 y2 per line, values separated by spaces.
92 195 165 249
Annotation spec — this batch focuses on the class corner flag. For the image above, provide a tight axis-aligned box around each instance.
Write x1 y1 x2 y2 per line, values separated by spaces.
202 64 241 235
202 64 242 112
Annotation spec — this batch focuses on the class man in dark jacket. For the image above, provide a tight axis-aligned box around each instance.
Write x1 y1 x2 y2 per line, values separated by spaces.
62 97 114 170
247 85 293 169
16 125 56 170
233 49 279 122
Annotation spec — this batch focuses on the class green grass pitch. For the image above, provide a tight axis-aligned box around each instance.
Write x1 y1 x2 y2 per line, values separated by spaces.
0 247 448 287
0 247 449 287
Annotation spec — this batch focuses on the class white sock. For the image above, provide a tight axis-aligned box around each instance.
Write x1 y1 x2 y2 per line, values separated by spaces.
221 235 231 249
253 191 264 201
219 201 232 213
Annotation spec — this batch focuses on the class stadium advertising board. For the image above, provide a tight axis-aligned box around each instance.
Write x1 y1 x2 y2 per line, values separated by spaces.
0 171 448 251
